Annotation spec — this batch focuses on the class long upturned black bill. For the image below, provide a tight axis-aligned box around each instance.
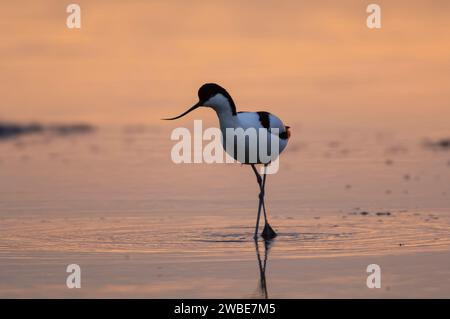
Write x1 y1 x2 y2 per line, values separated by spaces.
162 101 202 120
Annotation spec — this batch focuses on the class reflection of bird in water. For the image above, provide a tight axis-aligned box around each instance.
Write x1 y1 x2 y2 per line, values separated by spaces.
254 239 274 299
164 83 291 240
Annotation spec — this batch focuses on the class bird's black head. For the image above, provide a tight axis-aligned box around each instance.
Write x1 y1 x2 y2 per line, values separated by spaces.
197 83 226 102
197 83 236 115
163 83 236 120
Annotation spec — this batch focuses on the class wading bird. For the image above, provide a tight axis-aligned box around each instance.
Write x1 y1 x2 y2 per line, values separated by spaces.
163 83 290 240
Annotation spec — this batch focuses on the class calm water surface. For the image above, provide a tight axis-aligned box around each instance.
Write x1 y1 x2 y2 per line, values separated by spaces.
0 125 449 297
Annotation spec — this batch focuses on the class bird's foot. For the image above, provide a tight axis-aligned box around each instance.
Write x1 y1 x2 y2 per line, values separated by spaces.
261 223 277 240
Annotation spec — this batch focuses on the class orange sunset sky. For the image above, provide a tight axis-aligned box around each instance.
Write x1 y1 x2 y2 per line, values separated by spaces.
1 0 449 135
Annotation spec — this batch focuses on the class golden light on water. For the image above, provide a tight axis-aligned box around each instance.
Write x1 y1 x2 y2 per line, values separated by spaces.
1 0 450 298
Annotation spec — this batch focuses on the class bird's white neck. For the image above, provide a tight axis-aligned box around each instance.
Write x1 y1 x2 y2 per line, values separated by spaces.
204 93 238 130
215 109 238 131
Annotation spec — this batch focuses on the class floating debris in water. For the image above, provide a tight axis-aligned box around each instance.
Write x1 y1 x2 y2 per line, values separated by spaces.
349 211 392 217
360 211 369 216
376 211 391 216
47 124 94 136
0 122 96 140
0 123 43 139
423 137 450 150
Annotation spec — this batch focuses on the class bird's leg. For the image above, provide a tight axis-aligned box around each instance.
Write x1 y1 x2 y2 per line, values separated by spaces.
251 164 264 239
261 164 277 240
261 166 268 224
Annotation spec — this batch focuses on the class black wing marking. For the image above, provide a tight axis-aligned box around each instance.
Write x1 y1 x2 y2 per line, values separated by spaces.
256 111 271 130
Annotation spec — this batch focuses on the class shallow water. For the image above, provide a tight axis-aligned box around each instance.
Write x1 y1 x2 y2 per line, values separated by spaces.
1 210 449 259
0 125 449 297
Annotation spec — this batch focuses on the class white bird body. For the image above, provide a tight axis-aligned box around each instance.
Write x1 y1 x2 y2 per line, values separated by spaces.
229 111 289 162
199 89 290 164
164 83 291 240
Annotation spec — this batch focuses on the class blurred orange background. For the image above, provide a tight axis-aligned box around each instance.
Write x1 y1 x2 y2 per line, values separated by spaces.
1 0 449 134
